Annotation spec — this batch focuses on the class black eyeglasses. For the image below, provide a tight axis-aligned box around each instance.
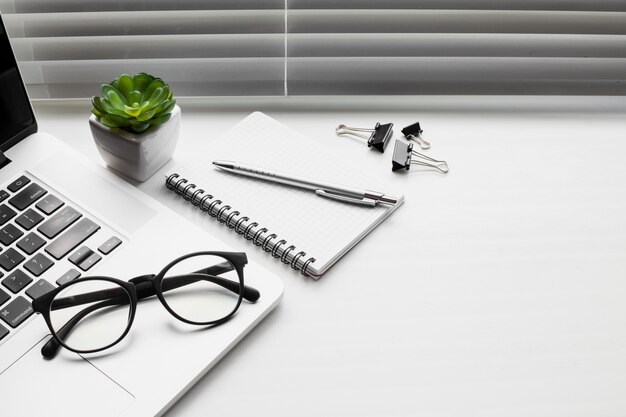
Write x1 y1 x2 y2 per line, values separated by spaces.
32 251 260 359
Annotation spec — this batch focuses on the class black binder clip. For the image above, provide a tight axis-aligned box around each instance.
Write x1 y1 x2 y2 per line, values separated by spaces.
391 139 449 173
401 122 430 150
335 122 393 153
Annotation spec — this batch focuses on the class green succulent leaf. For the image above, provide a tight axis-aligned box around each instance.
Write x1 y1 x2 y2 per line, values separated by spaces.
115 74 134 98
130 123 151 133
100 114 132 128
136 108 156 121
146 87 167 110
147 113 171 126
97 97 131 118
133 72 152 93
91 96 107 114
125 91 140 106
123 105 142 117
101 85 128 111
143 79 165 101
91 107 105 118
154 99 176 118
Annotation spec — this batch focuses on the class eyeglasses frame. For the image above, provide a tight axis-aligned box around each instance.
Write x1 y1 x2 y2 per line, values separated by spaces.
32 251 252 357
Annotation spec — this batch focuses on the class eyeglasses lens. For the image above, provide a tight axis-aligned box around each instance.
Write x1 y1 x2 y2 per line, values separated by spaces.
160 254 242 323
49 279 132 352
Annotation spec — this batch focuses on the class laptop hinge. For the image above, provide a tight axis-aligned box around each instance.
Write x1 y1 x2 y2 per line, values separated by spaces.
0 151 11 169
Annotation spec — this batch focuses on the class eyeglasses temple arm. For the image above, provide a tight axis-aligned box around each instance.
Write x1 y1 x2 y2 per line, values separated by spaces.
159 273 260 302
196 261 260 302
50 286 128 311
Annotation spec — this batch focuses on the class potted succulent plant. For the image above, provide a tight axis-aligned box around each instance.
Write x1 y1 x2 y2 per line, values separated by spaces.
89 72 180 182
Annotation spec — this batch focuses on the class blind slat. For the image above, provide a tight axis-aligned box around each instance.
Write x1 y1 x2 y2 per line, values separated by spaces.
4 11 284 37
288 10 626 35
0 0 283 13
288 0 626 12
289 34 626 58
288 80 625 95
20 58 285 97
288 57 626 94
21 58 285 83
288 57 626 81
13 34 285 61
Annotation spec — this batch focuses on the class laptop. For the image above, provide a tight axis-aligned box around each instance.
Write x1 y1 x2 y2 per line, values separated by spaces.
0 14 283 417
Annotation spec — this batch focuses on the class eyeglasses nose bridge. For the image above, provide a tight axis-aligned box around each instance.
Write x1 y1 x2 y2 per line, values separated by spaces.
129 274 156 285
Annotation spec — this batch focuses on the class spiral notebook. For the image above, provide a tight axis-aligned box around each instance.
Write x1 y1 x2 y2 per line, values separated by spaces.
165 112 404 278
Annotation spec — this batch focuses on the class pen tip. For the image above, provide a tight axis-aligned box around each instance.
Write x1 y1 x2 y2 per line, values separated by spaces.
380 195 398 205
212 160 234 170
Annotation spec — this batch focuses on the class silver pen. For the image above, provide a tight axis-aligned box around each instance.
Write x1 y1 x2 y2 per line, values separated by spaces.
212 160 398 207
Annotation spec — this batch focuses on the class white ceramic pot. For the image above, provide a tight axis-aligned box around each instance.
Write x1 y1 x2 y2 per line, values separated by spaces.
89 105 181 182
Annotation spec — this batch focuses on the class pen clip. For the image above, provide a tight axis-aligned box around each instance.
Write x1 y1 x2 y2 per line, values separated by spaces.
315 190 377 207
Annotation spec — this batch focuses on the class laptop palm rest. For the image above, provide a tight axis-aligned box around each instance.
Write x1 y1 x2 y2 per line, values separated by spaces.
0 337 134 417
30 141 157 235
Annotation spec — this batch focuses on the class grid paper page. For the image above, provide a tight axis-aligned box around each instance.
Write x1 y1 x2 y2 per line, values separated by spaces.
172 112 403 275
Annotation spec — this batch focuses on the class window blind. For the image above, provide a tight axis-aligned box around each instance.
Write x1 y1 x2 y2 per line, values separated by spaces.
0 0 286 98
2 0 626 97
287 0 626 95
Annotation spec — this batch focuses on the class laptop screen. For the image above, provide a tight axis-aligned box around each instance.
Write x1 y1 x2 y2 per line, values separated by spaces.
0 14 37 152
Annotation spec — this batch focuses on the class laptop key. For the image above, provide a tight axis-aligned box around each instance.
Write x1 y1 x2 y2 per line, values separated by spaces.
35 194 64 215
37 206 82 239
16 232 46 255
0 190 9 203
24 253 54 277
78 252 102 271
26 279 55 300
0 204 17 226
56 268 81 286
0 296 33 328
16 208 44 230
8 183 47 211
0 224 23 246
98 236 122 255
0 248 25 271
45 218 100 260
0 287 9 306
0 323 8 341
7 175 31 193
68 246 93 266
1 269 32 294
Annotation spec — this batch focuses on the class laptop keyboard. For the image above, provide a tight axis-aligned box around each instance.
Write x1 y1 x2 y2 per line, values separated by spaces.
0 174 123 343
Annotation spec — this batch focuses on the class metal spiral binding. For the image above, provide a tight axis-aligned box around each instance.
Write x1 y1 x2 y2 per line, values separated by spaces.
190 188 204 205
225 211 240 228
281 245 295 263
182 183 196 200
262 234 277 252
243 222 258 240
252 228 268 246
216 205 231 223
271 239 287 258
234 216 249 234
166 173 316 276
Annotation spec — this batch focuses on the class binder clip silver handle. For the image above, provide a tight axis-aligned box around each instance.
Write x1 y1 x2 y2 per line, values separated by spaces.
406 134 430 150
335 124 372 140
336 122 394 153
410 151 448 173
401 122 430 150
392 139 449 173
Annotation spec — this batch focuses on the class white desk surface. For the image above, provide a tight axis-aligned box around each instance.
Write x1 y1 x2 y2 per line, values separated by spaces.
33 96 626 417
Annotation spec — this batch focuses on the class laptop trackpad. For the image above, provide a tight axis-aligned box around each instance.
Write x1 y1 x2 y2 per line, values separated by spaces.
0 338 134 417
